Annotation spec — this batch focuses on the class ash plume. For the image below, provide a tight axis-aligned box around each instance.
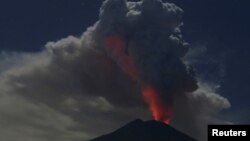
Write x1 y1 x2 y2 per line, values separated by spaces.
99 0 198 123
0 0 230 141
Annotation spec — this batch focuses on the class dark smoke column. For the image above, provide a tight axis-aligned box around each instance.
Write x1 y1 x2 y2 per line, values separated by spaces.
97 0 198 124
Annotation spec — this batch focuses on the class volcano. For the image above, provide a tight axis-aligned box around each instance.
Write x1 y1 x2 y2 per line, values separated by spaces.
89 119 197 141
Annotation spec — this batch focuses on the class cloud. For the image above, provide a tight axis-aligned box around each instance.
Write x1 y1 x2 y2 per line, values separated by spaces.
0 0 231 141
172 82 231 141
0 94 89 141
0 34 149 140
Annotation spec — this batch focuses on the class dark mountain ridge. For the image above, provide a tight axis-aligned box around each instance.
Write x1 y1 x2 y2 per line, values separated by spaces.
90 119 197 141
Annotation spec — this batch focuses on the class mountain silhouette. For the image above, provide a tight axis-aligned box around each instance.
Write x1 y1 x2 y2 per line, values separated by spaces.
89 119 197 141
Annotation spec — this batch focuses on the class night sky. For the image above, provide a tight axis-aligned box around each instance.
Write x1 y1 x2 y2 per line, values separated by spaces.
0 0 250 140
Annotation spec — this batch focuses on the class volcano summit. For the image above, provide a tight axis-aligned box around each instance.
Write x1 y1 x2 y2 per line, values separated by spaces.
90 119 197 141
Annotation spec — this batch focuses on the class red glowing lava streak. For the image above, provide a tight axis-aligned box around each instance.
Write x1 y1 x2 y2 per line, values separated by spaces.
104 35 172 124
142 85 172 124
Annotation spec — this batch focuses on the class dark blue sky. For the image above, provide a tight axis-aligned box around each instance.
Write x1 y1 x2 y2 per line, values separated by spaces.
0 0 249 122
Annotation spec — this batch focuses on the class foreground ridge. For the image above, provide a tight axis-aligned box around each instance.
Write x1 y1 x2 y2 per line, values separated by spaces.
89 119 197 141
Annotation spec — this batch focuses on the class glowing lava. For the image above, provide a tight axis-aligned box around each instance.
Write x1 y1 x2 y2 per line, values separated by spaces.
142 85 172 124
104 35 172 124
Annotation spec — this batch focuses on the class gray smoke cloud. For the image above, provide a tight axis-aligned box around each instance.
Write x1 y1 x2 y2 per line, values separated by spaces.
0 0 230 141
99 0 198 98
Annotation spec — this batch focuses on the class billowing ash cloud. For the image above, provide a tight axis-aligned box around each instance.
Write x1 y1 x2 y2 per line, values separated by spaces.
0 0 230 141
98 0 198 123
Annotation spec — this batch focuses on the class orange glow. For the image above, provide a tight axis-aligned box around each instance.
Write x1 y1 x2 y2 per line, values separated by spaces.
142 85 172 124
104 35 172 124
104 35 138 80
